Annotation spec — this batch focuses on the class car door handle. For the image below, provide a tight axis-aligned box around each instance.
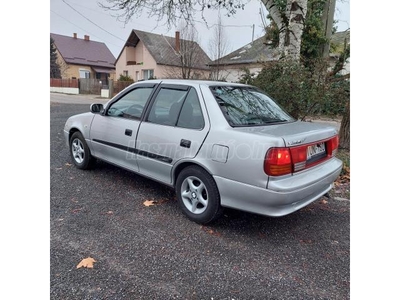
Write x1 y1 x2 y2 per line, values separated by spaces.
180 139 191 148
125 129 133 136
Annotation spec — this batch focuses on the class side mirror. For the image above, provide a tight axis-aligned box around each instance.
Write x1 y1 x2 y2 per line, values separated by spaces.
90 103 104 114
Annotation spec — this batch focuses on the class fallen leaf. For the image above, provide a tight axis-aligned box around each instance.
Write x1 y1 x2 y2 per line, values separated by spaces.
65 163 72 167
106 211 113 215
258 232 267 239
143 200 156 207
55 167 63 170
201 226 221 237
76 257 96 269
300 239 313 244
320 199 328 205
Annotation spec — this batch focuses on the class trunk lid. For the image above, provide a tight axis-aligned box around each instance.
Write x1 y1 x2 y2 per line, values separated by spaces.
234 120 338 147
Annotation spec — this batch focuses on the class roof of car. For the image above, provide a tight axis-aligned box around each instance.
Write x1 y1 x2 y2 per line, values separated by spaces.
141 79 249 87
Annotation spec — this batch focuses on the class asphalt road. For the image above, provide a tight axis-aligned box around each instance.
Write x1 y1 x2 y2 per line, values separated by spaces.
50 93 350 299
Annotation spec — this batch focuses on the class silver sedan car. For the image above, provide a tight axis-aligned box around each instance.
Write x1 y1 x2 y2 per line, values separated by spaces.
64 80 342 224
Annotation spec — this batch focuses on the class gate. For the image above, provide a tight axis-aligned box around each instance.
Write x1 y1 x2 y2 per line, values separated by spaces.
79 78 102 94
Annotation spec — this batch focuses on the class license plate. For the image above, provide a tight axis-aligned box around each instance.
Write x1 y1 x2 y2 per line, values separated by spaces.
307 142 326 160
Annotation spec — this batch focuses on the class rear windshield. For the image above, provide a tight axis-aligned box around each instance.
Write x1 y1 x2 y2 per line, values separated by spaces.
209 86 295 126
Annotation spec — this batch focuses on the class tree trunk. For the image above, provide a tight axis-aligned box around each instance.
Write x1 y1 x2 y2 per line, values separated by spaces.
263 0 308 60
339 102 350 150
321 0 336 57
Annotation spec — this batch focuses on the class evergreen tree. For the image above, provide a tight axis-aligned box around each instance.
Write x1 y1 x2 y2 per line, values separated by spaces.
50 37 61 78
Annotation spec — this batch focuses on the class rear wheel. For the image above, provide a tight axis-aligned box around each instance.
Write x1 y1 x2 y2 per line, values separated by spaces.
69 132 96 169
176 166 224 224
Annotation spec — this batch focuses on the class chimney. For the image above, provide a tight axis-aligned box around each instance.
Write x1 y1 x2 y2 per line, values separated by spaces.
73 33 77 39
84 35 90 41
175 31 180 52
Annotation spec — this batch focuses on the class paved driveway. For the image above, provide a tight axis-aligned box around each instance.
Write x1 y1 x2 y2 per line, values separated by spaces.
50 95 349 299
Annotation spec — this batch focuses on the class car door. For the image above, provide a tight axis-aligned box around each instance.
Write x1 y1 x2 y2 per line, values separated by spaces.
89 83 157 171
136 84 210 184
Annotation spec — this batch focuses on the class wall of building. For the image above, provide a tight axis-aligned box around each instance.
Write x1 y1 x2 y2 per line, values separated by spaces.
56 50 115 82
158 65 210 80
116 41 158 81
116 41 210 81
216 63 264 83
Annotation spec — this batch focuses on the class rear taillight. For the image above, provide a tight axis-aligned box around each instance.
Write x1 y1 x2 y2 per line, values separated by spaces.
264 148 292 176
264 135 339 176
331 135 339 156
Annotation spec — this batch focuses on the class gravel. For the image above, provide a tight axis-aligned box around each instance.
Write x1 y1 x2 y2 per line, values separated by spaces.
51 101 350 299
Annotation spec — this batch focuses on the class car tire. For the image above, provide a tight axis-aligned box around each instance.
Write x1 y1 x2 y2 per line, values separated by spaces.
176 166 224 224
69 132 96 169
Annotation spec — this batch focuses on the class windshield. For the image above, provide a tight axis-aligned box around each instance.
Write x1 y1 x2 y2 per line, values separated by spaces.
210 86 295 126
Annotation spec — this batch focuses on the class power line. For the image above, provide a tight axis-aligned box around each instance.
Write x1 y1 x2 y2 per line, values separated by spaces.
61 0 126 42
50 9 124 50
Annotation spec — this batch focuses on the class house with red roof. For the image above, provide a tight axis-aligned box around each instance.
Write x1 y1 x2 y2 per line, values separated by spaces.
51 33 116 83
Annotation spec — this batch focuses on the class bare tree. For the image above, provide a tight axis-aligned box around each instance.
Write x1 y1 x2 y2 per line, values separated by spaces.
208 12 231 81
100 0 308 61
164 22 208 79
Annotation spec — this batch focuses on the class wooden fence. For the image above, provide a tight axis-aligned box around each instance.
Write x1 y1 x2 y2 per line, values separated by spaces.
112 81 134 96
50 78 135 97
50 78 79 88
79 78 103 94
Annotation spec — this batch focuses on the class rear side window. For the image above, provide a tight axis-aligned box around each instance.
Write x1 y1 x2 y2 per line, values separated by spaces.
177 88 205 129
147 87 205 129
147 88 187 126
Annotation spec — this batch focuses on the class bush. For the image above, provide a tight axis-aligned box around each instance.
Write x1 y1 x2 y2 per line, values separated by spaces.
240 59 349 119
118 74 134 82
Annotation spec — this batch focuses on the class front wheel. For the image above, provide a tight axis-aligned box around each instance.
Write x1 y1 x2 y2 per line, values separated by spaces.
69 132 96 169
175 166 224 224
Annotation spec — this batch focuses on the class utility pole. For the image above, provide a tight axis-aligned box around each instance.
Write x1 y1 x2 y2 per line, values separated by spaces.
321 0 336 57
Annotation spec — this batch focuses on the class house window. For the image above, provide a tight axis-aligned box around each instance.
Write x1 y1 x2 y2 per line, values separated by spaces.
136 71 140 81
123 70 128 77
79 69 90 78
142 69 154 80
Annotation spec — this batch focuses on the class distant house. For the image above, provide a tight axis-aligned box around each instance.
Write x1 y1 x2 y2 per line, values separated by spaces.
50 33 116 83
207 36 280 83
115 29 211 81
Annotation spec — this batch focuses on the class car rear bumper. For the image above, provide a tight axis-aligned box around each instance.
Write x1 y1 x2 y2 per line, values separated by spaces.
214 157 343 217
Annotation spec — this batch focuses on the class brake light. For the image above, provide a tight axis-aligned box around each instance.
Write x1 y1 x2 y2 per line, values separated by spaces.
264 135 339 176
264 148 292 176
331 135 339 156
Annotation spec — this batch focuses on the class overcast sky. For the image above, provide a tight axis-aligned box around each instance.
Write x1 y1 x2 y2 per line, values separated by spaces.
50 0 350 59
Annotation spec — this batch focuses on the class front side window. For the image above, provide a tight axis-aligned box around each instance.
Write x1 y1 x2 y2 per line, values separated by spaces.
210 86 295 126
107 87 153 119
